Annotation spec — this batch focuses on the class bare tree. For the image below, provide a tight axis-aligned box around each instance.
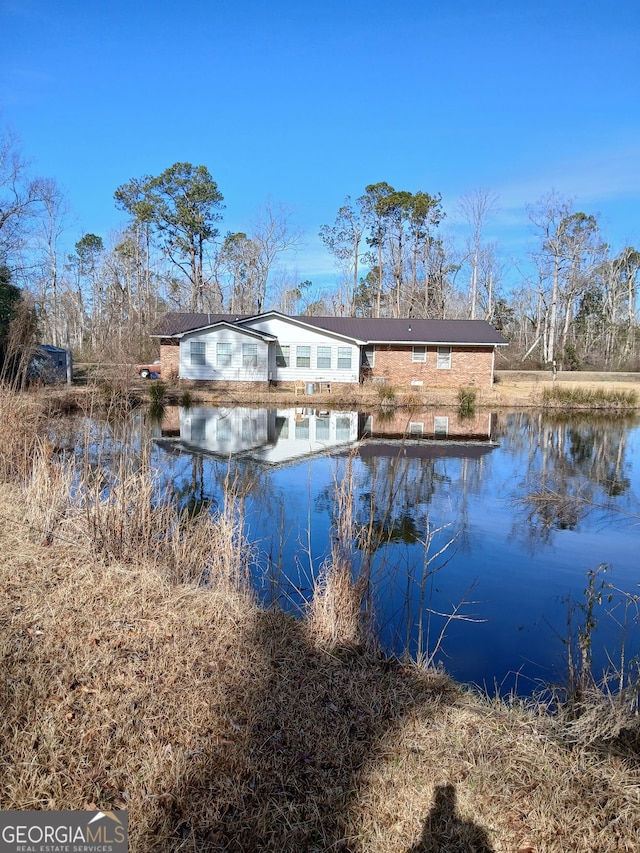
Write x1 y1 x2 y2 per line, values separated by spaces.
529 192 603 366
319 196 364 314
34 178 73 347
0 127 47 273
458 188 500 319
251 199 302 312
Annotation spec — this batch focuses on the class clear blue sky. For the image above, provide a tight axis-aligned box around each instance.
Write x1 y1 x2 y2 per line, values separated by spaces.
1 0 638 291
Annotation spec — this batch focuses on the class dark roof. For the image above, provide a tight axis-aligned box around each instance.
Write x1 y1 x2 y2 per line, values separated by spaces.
301 316 507 345
151 313 249 336
152 311 507 346
355 441 497 460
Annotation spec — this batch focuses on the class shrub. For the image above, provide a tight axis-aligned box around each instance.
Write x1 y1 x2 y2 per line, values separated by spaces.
148 381 167 404
376 382 396 403
458 387 477 418
179 389 194 409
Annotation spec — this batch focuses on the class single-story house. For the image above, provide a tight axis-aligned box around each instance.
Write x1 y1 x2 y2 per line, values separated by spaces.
151 311 507 389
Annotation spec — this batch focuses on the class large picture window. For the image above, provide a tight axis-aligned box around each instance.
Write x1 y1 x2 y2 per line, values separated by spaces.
437 346 452 369
296 345 311 368
216 342 232 367
337 347 352 370
317 346 332 369
190 341 206 366
242 343 258 368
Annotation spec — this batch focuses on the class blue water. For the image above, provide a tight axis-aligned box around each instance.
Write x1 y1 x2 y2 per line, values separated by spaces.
148 407 640 695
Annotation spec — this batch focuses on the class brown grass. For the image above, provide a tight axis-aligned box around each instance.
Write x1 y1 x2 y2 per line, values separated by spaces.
1 387 640 851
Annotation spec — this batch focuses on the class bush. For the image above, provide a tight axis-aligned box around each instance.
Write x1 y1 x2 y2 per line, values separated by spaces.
148 381 167 404
376 382 396 403
458 387 477 418
179 389 194 409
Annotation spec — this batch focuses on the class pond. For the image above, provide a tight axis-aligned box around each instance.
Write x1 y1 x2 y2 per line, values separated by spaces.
82 404 640 695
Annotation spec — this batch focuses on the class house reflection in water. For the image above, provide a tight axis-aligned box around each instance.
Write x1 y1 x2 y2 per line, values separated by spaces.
358 410 498 459
157 406 360 464
156 406 497 465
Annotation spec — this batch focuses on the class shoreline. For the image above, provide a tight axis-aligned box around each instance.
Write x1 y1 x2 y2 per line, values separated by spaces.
44 368 640 413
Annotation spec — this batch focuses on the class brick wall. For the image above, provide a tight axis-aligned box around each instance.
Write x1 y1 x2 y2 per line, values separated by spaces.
370 345 494 388
160 340 180 380
366 410 495 441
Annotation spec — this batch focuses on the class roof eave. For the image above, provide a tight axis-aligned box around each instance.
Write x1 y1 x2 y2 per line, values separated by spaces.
367 339 507 347
152 322 276 342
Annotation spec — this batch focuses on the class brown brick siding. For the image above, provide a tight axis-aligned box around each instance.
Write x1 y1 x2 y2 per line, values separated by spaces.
367 410 495 441
160 340 180 380
161 338 495 388
369 345 494 388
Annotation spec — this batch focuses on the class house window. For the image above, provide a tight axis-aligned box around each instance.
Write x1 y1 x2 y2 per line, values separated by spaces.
437 346 452 369
412 346 426 363
242 343 258 368
434 416 449 437
276 345 290 367
190 416 207 442
315 416 330 441
296 345 311 368
242 416 258 441
217 342 232 367
295 416 310 439
335 415 352 441
278 417 289 439
337 347 352 370
317 346 332 369
216 416 232 442
362 345 375 368
409 422 424 436
190 341 206 366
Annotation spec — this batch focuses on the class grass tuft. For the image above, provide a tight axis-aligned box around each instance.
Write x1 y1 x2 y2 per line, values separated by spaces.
541 385 638 408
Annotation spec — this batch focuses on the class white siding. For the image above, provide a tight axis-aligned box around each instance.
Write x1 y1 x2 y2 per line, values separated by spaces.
179 328 269 381
180 406 271 453
244 316 360 383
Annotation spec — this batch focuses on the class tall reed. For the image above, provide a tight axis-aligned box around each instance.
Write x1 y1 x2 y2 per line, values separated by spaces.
24 409 253 592
307 455 374 649
0 386 46 482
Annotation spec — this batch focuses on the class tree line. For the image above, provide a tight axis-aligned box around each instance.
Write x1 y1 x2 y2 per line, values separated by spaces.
1 125 638 370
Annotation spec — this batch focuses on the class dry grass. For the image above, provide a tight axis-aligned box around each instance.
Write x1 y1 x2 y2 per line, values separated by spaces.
541 385 638 408
0 388 46 482
1 387 640 851
308 459 374 650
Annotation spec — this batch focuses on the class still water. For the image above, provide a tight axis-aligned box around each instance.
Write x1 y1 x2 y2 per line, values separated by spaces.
145 405 639 694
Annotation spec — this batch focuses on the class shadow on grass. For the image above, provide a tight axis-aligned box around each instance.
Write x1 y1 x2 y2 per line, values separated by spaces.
408 783 494 852
137 609 493 852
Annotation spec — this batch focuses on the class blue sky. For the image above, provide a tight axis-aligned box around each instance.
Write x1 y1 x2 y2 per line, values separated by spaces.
1 0 638 292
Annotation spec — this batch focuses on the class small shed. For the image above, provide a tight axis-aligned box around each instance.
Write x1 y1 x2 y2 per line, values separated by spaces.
29 345 72 383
